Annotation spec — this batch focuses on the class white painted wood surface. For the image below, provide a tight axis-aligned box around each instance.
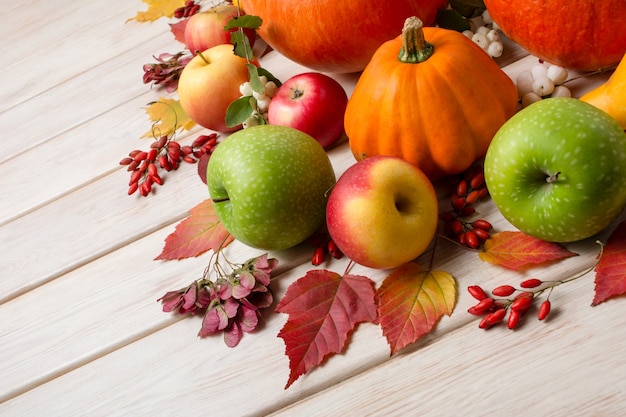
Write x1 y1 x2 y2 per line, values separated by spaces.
1 1 624 416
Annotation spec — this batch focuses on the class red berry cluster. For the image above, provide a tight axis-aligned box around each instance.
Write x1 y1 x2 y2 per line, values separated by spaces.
119 133 218 196
440 165 492 249
309 232 343 266
174 0 201 19
467 278 553 330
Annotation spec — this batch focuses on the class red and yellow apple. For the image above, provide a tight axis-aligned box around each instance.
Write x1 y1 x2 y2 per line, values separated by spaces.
326 156 438 269
178 44 253 132
267 72 348 148
184 5 256 55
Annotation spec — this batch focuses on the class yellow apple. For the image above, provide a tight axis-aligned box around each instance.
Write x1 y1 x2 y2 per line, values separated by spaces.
178 44 252 132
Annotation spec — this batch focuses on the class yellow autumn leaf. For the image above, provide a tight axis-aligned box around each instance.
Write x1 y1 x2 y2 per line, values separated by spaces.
142 97 196 138
376 263 457 355
127 0 186 23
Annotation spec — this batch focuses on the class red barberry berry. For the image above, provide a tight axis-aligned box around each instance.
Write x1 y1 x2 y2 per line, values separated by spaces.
471 219 493 231
468 297 495 315
465 230 480 249
508 309 521 329
520 278 543 288
327 239 342 259
481 308 507 329
469 172 485 189
511 294 533 312
311 246 325 266
468 285 488 301
456 180 468 197
492 285 516 297
538 300 551 321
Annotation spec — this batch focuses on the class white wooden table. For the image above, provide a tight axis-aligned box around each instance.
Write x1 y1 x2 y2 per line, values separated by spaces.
1 1 624 416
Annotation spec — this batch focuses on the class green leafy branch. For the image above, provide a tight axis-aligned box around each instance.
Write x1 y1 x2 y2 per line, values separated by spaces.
225 13 282 128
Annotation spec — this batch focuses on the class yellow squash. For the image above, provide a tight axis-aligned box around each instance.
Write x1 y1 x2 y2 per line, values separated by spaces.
580 54 626 130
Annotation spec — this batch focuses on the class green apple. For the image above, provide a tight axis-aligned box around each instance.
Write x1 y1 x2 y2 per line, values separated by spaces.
207 125 336 250
484 97 626 242
326 155 438 269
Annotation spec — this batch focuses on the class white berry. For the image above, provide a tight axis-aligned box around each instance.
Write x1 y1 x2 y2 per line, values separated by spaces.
256 95 271 113
487 41 503 58
531 64 548 80
522 92 542 107
547 65 568 85
482 10 493 24
239 82 253 97
486 29 500 42
532 76 555 96
551 85 572 98
264 81 278 97
472 33 489 50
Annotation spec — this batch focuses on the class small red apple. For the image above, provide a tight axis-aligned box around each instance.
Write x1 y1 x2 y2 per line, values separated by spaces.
184 5 255 55
267 72 348 148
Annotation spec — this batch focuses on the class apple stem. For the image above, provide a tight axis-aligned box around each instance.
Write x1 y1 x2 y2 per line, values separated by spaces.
212 197 230 203
546 171 561 183
290 88 304 99
195 50 210 65
398 16 434 64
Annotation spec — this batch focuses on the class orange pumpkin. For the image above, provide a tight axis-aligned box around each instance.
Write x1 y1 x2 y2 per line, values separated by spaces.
239 0 447 73
345 17 518 180
484 0 626 71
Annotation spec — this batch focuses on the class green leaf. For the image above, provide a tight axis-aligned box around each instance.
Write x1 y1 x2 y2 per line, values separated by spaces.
436 9 471 32
230 31 254 61
225 96 255 128
224 14 263 30
247 64 265 94
449 0 485 18
257 67 282 87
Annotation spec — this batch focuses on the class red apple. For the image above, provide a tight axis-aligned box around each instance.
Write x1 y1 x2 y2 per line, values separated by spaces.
267 72 348 148
326 156 438 269
178 44 253 132
184 5 255 55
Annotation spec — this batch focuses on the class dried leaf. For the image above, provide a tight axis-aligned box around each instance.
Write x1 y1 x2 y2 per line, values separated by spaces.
376 263 457 355
592 221 626 306
155 199 234 260
479 231 578 271
276 270 378 389
142 97 195 138
127 0 185 23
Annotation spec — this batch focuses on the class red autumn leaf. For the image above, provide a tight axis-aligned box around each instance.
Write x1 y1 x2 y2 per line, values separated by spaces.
276 269 378 389
169 19 188 44
592 221 626 306
155 198 234 260
479 231 578 271
376 263 457 355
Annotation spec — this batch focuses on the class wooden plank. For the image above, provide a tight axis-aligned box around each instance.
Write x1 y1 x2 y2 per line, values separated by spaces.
0 32 178 165
0 224 615 415
1 2 170 114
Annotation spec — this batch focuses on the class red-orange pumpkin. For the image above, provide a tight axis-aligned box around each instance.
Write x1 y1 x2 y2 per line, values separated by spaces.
345 17 519 180
484 0 626 71
239 0 447 73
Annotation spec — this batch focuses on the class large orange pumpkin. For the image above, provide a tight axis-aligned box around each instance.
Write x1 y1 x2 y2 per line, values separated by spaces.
484 0 626 71
345 17 519 180
239 0 447 73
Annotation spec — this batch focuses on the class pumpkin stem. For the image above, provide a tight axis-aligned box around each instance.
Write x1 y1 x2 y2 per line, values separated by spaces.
398 16 434 63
